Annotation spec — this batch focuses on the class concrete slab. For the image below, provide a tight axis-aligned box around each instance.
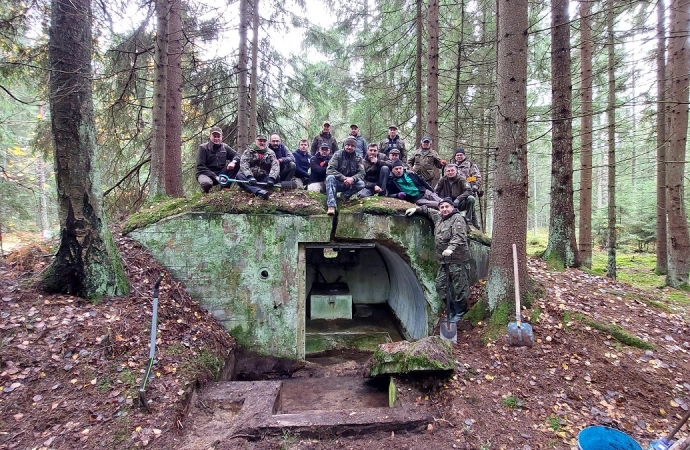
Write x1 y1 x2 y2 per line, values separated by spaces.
182 378 432 445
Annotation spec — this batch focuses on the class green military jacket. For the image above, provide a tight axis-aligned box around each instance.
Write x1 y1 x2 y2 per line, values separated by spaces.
240 146 279 180
417 206 470 264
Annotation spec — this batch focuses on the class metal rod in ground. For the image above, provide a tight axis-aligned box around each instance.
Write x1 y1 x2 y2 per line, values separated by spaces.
139 274 164 409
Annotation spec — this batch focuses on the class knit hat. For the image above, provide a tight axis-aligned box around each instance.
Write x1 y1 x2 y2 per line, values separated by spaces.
455 147 465 155
439 197 454 207
392 160 404 168
344 137 357 146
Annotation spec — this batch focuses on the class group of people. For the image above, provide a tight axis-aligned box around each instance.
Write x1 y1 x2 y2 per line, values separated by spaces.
195 123 480 325
196 123 483 228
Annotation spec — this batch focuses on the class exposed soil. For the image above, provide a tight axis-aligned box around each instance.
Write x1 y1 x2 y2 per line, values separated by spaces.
1 237 689 450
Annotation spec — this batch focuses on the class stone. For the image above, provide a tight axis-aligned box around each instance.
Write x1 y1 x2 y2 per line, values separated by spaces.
368 336 454 377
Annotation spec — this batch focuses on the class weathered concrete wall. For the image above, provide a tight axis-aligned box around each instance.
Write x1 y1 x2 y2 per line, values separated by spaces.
128 211 490 359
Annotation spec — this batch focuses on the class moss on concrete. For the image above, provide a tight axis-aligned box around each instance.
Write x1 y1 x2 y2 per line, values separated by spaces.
123 190 325 234
369 336 453 376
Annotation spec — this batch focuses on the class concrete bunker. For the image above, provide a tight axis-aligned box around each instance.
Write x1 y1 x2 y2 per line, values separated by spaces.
127 211 488 360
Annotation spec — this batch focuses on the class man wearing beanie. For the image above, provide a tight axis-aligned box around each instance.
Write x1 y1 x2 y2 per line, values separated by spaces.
405 197 470 323
452 147 483 228
325 137 365 215
347 124 368 159
407 136 446 187
387 160 443 209
196 126 240 193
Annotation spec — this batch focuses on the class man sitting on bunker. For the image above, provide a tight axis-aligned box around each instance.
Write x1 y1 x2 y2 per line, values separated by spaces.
196 126 240 193
405 197 470 323
236 134 279 200
325 136 365 216
387 160 443 209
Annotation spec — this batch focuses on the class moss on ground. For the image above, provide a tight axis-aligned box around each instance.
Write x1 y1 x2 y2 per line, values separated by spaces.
565 312 654 350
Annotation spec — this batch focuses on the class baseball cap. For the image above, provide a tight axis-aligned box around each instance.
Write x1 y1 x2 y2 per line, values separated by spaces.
388 125 398 130
421 136 432 143
350 124 358 129
323 121 331 126
210 126 222 135
256 134 268 140
389 148 400 154
320 141 331 148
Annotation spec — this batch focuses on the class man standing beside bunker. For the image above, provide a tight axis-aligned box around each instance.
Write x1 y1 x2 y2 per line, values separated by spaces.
405 197 470 323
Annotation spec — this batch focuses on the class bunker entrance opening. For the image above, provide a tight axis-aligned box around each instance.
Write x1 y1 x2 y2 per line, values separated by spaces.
303 242 429 359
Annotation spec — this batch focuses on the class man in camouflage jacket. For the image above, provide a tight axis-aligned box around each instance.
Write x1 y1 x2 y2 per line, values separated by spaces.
405 197 470 322
237 135 279 199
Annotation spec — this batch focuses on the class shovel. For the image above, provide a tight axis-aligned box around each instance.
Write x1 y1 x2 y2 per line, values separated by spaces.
139 273 164 411
648 408 690 450
507 243 534 347
440 260 457 344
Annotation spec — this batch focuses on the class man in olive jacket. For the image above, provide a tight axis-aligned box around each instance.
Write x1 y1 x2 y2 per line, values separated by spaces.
325 137 365 215
405 197 470 323
196 126 240 193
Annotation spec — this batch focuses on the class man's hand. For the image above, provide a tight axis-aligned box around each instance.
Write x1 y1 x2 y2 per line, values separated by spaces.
374 186 382 193
405 207 416 217
397 192 406 199
440 159 447 165
442 249 452 257
227 161 236 170
247 177 258 186
266 177 276 188
344 177 354 186
369 155 378 163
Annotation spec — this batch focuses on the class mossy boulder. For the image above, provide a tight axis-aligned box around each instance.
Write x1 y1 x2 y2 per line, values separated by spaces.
368 336 454 376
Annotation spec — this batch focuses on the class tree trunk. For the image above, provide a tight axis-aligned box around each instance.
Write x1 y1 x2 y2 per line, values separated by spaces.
149 0 169 200
606 0 617 280
578 0 593 268
237 0 249 150
44 0 129 299
415 0 423 146
165 0 183 197
544 0 579 268
426 0 439 151
488 0 529 309
249 0 260 141
655 0 668 275
665 0 690 287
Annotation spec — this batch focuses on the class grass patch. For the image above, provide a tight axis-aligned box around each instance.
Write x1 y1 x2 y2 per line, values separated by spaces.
546 416 562 432
481 301 512 345
526 229 549 256
571 313 653 350
501 395 526 409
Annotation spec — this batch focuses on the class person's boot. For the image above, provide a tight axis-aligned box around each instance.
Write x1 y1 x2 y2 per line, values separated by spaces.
255 189 270 200
471 216 480 229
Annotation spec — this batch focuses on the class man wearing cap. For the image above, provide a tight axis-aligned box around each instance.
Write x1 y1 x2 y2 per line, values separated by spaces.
379 125 407 161
387 160 443 209
308 142 331 193
452 147 482 228
292 139 311 187
435 164 476 227
268 133 296 182
237 134 279 200
405 197 470 323
346 124 368 159
386 147 407 168
310 121 339 155
325 137 365 215
407 136 446 187
196 126 240 193
357 143 390 198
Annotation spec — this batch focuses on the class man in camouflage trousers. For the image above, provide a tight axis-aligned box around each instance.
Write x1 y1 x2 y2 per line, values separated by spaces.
405 197 470 322
237 134 279 200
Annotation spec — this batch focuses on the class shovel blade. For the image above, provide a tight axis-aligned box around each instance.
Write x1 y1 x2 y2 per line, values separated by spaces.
507 322 534 347
440 321 457 343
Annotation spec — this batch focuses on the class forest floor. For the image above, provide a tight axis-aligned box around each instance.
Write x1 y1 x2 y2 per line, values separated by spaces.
0 234 689 450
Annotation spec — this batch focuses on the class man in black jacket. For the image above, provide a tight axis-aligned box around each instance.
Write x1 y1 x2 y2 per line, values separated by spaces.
307 142 331 192
196 126 239 193
268 133 296 182
310 121 339 155
357 143 390 198
387 160 442 209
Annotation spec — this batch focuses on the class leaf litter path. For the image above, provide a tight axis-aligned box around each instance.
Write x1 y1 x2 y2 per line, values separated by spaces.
0 238 689 450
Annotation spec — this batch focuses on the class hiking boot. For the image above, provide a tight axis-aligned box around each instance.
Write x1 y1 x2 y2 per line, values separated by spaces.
327 206 336 216
256 189 270 200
